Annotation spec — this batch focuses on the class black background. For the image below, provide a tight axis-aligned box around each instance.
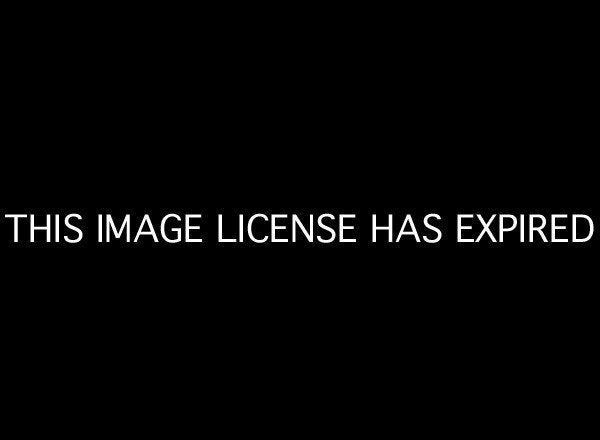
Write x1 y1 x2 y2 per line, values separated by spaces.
1 6 597 434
